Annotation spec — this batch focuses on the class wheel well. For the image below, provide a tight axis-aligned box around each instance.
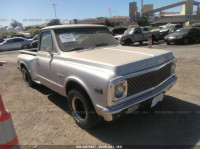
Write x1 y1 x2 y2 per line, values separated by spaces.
20 63 26 71
66 81 90 100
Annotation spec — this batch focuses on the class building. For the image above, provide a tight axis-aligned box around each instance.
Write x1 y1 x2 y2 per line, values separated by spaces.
0 26 6 32
143 4 155 22
151 15 200 26
6 26 15 32
181 0 194 15
129 2 138 22
77 17 129 26
143 4 153 13
15 26 23 32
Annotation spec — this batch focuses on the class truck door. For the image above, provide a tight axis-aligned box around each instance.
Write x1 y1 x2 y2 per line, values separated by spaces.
35 31 60 90
133 28 143 42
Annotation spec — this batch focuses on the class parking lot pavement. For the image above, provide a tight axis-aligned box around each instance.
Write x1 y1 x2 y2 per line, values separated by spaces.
0 43 200 146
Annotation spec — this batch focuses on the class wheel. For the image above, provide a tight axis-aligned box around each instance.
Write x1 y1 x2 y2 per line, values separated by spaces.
183 38 188 44
68 89 102 129
123 39 132 46
22 44 29 49
139 41 143 45
21 67 34 87
166 41 171 45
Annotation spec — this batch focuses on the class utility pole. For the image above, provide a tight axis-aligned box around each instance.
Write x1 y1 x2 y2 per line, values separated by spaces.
110 10 117 24
141 0 143 17
52 3 57 19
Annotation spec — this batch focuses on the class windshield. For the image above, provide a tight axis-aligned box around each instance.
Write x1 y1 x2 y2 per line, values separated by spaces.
124 28 134 35
55 27 118 52
175 28 191 33
160 25 175 30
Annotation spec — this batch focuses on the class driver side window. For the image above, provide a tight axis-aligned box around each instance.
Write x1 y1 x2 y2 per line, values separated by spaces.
40 31 53 52
134 28 142 34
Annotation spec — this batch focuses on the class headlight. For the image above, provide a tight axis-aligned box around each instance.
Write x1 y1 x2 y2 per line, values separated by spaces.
171 63 176 74
115 84 125 98
112 81 127 102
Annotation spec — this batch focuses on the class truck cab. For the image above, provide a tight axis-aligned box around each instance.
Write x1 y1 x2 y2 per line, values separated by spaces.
18 25 177 129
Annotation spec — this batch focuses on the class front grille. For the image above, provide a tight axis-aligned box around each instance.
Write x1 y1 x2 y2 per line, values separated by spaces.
127 63 172 97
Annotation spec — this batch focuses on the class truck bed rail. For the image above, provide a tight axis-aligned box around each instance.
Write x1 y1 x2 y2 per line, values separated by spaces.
19 48 37 56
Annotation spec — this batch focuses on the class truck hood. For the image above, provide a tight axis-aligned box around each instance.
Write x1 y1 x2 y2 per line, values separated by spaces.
62 46 174 76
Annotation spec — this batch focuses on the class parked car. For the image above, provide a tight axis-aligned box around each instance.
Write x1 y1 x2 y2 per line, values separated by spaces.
164 27 200 45
110 27 127 36
30 35 38 48
11 34 26 38
0 37 32 51
10 33 32 39
32 35 38 41
0 37 4 43
18 24 177 129
115 27 160 45
2 35 7 39
159 24 183 40
30 40 38 48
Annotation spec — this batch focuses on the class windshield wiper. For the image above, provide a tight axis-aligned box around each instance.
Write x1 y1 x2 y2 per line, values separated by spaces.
67 47 84 52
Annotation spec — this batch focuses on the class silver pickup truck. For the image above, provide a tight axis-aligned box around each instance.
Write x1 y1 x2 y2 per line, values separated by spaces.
18 25 177 129
115 27 160 45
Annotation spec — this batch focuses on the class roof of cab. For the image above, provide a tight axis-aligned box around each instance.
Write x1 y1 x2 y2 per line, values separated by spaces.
41 24 106 31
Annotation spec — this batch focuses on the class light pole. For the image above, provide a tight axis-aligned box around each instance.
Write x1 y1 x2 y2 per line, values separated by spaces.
110 10 117 23
141 0 144 17
52 3 57 19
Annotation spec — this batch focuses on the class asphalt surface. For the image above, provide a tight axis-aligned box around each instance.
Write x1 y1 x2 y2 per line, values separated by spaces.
0 42 200 148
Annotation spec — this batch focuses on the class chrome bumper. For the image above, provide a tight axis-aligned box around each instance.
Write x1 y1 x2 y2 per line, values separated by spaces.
102 76 178 121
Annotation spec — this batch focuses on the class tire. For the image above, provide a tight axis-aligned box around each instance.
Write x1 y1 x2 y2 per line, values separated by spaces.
123 39 132 46
68 89 102 129
22 44 29 49
139 41 143 45
166 41 171 45
21 67 34 87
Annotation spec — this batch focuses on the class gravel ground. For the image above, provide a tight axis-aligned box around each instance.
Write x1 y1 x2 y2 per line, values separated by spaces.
0 43 200 147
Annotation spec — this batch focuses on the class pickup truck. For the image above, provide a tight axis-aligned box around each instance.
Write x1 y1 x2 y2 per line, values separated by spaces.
115 27 160 45
18 24 178 129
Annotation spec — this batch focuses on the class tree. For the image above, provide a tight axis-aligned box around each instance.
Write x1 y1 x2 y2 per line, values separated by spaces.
73 19 78 24
25 28 40 37
0 31 17 37
105 18 111 27
10 20 23 28
137 16 149 27
47 19 62 26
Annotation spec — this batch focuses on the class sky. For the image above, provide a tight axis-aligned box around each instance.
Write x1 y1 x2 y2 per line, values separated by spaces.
0 0 198 27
